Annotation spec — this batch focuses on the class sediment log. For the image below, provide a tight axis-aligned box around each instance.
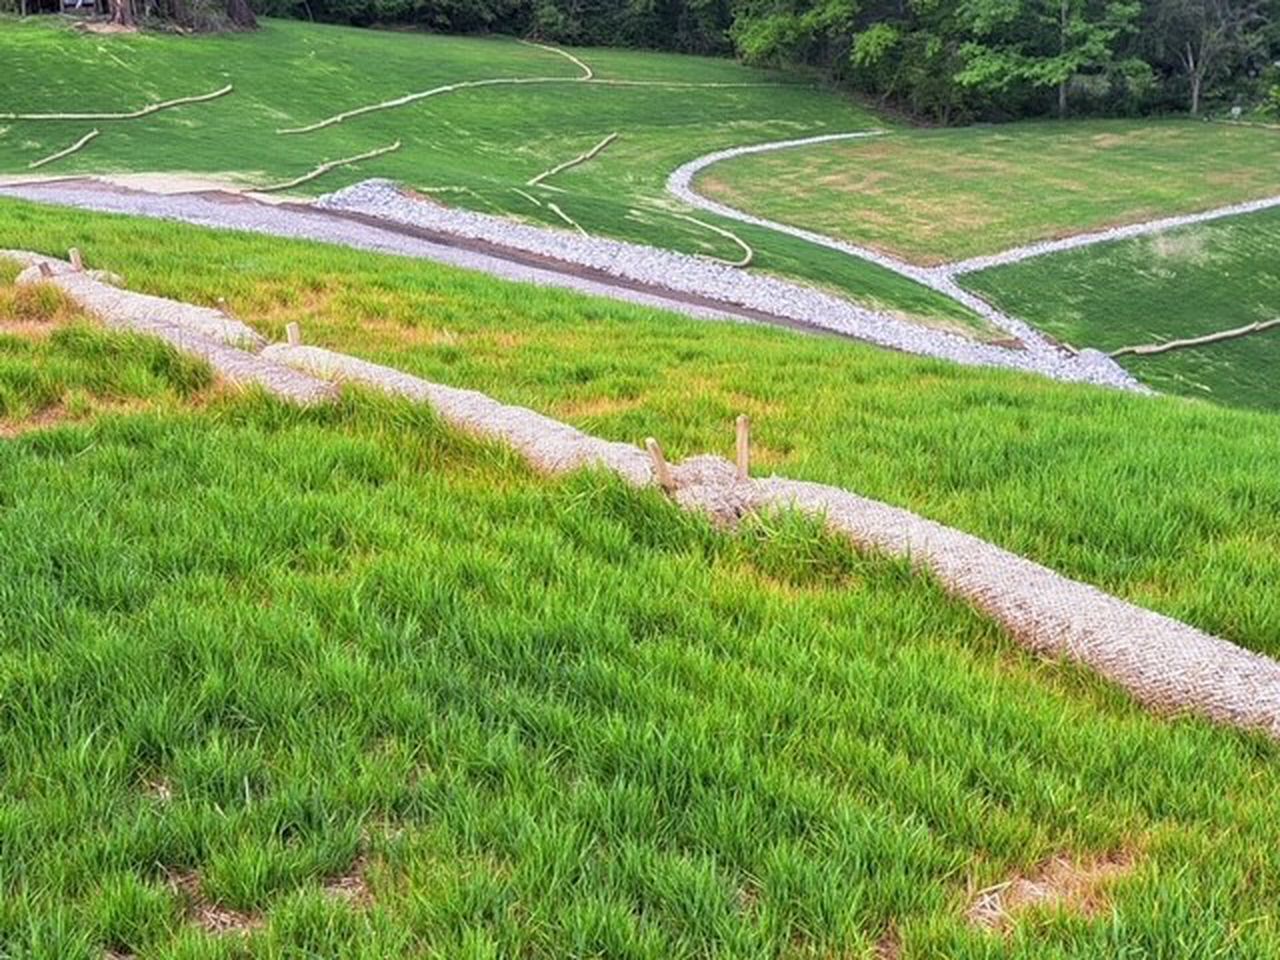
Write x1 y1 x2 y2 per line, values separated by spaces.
261 344 653 484
8 247 1274 740
266 347 1280 740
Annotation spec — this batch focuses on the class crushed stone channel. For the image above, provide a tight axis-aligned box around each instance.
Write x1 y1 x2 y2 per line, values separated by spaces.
2 176 1139 390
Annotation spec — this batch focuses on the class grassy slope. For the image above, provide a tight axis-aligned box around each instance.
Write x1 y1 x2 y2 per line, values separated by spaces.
0 272 212 426
3 388 1280 959
962 207 1280 411
0 17 983 332
3 198 1277 662
697 119 1280 264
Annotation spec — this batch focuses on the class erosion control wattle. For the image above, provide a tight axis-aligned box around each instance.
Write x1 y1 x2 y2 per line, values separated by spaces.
11 246 1279 743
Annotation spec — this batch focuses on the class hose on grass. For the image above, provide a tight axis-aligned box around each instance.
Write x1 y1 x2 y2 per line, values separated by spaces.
546 201 588 236
518 38 594 79
277 42 782 136
1110 318 1280 357
671 211 754 267
511 187 543 207
2 84 233 121
257 141 401 193
27 129 99 169
528 132 618 187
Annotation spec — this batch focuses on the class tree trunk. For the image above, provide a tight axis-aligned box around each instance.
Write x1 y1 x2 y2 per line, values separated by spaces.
1058 0 1069 118
223 0 257 29
109 0 135 26
1191 72 1202 114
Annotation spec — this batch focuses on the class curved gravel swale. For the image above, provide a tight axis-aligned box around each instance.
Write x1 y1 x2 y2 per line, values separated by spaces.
0 177 1139 390
665 131 1061 348
947 192 1280 274
317 179 1141 390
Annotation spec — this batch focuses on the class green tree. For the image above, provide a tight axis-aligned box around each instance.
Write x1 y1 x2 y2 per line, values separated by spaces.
957 0 1140 116
1152 0 1269 113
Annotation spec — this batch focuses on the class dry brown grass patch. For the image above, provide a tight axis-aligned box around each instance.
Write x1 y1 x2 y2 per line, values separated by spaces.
0 281 85 328
0 404 73 438
555 393 647 419
966 849 1136 933
873 926 902 959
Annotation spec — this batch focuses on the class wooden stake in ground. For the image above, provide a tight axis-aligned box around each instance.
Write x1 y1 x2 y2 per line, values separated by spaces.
285 322 302 346
68 248 84 272
645 437 675 492
1110 318 1280 357
735 415 751 481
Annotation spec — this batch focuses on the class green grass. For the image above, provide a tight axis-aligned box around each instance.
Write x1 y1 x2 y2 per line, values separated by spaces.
5 389 1280 958
697 119 1280 264
3 198 1277 665
0 17 985 332
962 207 1280 411
0 274 212 426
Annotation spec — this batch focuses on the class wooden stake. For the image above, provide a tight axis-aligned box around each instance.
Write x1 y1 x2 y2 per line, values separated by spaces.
735 414 751 481
285 322 302 346
68 248 83 272
37 262 53 278
645 437 675 492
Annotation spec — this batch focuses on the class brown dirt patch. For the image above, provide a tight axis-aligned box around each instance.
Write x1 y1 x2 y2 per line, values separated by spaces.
323 854 374 908
167 870 264 936
0 405 72 438
966 850 1136 932
874 926 902 959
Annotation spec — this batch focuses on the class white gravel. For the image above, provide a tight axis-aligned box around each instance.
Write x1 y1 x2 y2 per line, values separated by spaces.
947 192 1280 274
0 174 1143 391
318 179 1143 390
0 180 750 325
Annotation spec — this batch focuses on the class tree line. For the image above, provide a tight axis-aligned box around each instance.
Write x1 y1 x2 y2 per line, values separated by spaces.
6 0 1276 120
251 0 1277 120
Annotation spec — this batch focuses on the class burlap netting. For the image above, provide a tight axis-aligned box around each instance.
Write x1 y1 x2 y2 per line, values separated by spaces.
9 250 1276 740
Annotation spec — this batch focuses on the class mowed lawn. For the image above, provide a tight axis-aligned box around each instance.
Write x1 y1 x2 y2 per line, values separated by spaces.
3 296 1280 957
963 207 1280 411
0 17 988 333
4 198 1278 662
696 120 1280 264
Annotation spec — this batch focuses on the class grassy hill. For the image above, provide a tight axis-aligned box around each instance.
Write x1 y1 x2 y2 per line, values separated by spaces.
4 199 1278 658
963 206 1280 411
3 319 1280 958
3 20 1280 954
0 17 982 332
